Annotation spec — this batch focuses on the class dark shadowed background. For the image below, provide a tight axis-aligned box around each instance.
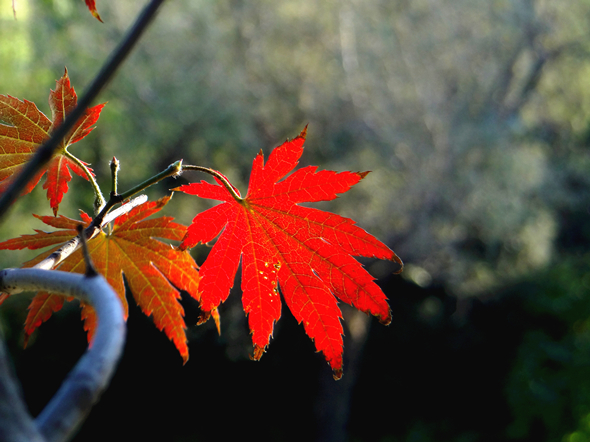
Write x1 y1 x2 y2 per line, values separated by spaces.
1 0 590 440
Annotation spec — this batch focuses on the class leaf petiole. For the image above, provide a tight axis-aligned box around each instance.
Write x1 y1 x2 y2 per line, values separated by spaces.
63 150 106 214
181 165 243 202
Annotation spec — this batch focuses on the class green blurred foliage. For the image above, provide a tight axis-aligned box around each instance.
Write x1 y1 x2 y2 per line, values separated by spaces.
2 0 590 293
505 255 590 441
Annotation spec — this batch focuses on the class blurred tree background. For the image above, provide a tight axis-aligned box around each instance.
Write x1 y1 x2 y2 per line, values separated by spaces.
1 0 590 441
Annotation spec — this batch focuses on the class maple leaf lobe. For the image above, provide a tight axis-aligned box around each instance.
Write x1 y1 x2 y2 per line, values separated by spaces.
251 344 265 361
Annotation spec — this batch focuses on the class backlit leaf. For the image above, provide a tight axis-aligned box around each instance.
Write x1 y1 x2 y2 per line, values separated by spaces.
0 68 105 215
0 196 200 363
176 128 402 379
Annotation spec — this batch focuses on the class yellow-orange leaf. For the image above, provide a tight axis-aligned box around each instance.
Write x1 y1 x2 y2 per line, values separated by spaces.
0 196 200 363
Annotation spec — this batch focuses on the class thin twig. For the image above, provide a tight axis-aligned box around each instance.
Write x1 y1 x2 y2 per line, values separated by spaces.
77 224 98 277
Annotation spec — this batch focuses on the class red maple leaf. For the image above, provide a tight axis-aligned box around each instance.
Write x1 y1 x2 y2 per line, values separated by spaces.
175 127 402 379
0 196 200 363
0 68 105 215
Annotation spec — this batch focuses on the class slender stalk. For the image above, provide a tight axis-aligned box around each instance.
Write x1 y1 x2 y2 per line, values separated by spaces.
181 165 243 202
0 0 167 222
63 150 106 213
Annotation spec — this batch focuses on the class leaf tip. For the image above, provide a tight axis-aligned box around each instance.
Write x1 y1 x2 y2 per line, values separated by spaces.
211 307 221 335
378 310 392 326
197 308 221 334
197 310 210 325
298 125 308 141
391 253 404 274
358 171 370 179
250 344 266 361
332 368 343 381
178 234 191 251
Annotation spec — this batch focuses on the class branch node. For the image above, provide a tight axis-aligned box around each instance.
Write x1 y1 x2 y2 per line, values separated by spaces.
109 191 124 204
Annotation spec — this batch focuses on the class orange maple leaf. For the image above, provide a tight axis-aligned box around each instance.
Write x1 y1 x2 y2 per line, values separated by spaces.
0 196 200 363
0 68 105 215
176 128 402 379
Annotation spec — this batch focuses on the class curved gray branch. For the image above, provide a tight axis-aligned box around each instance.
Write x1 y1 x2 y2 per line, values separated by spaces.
0 268 126 442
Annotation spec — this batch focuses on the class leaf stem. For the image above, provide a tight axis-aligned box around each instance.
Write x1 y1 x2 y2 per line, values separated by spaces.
63 150 106 213
182 165 243 202
0 0 167 223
